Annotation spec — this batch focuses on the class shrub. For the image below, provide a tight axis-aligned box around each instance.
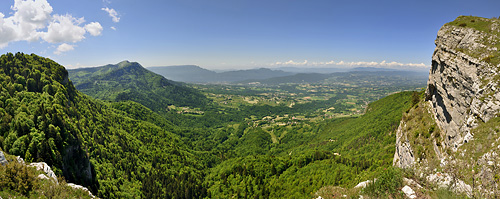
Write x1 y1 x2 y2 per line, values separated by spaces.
429 125 436 134
411 91 420 107
482 55 495 64
363 167 404 198
413 130 420 138
0 157 38 195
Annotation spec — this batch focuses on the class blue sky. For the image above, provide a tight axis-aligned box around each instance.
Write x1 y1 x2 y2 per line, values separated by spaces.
0 0 499 70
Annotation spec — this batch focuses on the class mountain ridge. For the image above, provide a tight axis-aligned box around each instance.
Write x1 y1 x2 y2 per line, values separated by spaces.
148 64 428 84
68 61 209 112
148 65 294 83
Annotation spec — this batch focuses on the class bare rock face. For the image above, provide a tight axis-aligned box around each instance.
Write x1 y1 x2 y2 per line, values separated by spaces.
29 162 58 183
393 121 415 168
62 144 96 191
0 151 7 165
67 183 96 198
0 150 96 197
426 17 500 150
426 172 472 197
394 16 500 169
392 16 500 197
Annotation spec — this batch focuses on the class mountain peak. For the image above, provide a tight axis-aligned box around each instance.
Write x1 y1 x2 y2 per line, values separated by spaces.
68 61 208 110
117 60 142 68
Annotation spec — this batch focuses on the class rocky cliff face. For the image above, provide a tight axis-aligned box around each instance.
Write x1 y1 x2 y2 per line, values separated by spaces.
393 121 415 168
395 16 500 167
394 16 500 196
426 16 500 150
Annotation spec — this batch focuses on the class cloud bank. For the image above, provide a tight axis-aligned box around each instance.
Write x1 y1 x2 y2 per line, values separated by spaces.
271 60 429 69
0 0 102 53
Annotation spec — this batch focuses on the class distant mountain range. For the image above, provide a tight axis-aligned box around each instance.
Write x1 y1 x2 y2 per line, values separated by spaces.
147 65 428 84
275 67 350 74
148 65 294 83
147 65 218 83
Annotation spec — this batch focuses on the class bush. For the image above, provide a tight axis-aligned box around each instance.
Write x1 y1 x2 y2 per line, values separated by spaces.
363 167 404 198
0 154 90 198
482 55 495 64
411 91 421 107
429 125 436 134
0 157 38 195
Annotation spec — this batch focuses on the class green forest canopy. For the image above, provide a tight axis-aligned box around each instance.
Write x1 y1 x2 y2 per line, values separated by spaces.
0 53 417 198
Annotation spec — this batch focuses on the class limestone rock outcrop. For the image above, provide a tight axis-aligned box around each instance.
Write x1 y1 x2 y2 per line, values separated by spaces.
0 151 7 165
393 16 500 197
426 172 472 197
426 16 500 150
29 162 58 183
393 121 415 168
394 16 500 169
67 183 96 198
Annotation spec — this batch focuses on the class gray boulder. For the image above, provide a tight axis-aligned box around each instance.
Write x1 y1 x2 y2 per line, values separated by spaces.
29 162 58 183
0 151 7 165
67 183 96 198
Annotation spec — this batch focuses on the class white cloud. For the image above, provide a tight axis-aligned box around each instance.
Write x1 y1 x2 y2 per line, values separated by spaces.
0 0 103 52
0 13 18 48
54 43 75 54
42 14 86 43
10 0 53 41
273 60 308 66
102 7 120 23
65 62 91 69
110 26 116 30
85 22 103 36
271 59 429 69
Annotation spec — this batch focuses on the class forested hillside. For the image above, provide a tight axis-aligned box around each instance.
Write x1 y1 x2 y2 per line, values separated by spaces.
0 53 206 198
201 91 415 198
68 61 209 111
